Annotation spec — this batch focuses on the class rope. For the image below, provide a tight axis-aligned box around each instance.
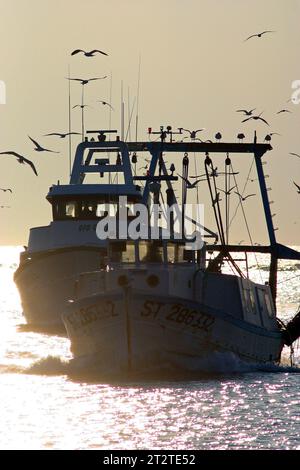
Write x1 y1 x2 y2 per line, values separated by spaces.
228 160 264 283
192 146 200 206
277 273 300 284
204 157 224 244
229 157 255 229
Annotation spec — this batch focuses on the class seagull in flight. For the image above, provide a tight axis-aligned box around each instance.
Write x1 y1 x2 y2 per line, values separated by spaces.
44 132 80 138
28 136 59 154
97 100 114 110
264 132 281 142
139 165 148 171
293 182 300 194
191 167 238 178
0 188 12 193
290 152 300 159
0 151 38 176
218 185 236 196
236 108 256 116
66 77 107 85
235 191 256 201
212 193 222 206
180 128 205 139
177 174 206 188
277 109 292 114
72 104 92 109
244 31 276 41
190 168 238 178
242 113 269 126
71 49 108 57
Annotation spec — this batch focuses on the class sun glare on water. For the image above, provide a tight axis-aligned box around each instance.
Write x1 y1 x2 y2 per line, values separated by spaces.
0 246 24 359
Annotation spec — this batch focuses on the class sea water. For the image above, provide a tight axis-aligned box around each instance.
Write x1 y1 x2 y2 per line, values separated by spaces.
0 246 299 450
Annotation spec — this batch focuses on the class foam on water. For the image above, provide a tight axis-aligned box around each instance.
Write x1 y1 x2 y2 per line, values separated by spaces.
24 355 69 375
20 350 300 381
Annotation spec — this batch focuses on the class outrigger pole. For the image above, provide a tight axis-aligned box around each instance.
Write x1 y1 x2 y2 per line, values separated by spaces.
69 129 300 306
253 131 278 302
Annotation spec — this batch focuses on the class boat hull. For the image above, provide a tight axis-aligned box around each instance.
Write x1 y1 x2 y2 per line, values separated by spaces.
62 288 284 377
14 247 105 329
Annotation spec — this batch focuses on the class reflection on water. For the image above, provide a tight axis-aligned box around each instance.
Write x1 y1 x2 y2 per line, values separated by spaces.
0 247 299 450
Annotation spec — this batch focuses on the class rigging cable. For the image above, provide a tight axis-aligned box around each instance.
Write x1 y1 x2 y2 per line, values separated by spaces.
229 157 255 229
204 154 223 245
229 160 263 283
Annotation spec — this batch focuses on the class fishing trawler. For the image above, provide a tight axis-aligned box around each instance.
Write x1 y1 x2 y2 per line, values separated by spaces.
50 126 299 376
14 130 143 329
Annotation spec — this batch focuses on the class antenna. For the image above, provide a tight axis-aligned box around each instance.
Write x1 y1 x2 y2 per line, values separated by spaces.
108 72 113 184
135 54 141 142
68 64 72 178
81 84 85 141
121 80 124 141
127 87 131 142
108 72 112 140
125 98 136 142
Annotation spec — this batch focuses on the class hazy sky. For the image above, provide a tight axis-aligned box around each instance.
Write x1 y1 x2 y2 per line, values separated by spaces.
0 0 299 245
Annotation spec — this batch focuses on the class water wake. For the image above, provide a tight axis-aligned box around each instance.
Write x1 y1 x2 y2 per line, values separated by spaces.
24 356 69 375
5 351 299 381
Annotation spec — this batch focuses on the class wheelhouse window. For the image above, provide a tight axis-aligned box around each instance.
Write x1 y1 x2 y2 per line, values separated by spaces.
109 241 136 264
66 201 76 218
80 201 97 219
52 199 118 221
53 201 77 220
264 291 274 318
139 241 164 263
167 243 185 263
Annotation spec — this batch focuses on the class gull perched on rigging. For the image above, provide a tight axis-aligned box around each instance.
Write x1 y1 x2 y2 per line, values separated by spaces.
28 136 59 154
44 132 80 138
242 113 269 126
71 49 108 57
237 133 245 143
66 77 107 85
293 182 300 194
235 191 256 201
0 187 12 193
0 151 38 176
236 108 256 116
177 174 206 189
244 31 276 41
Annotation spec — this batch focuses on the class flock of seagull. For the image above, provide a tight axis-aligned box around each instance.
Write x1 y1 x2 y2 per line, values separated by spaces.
0 48 110 192
1 37 300 212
